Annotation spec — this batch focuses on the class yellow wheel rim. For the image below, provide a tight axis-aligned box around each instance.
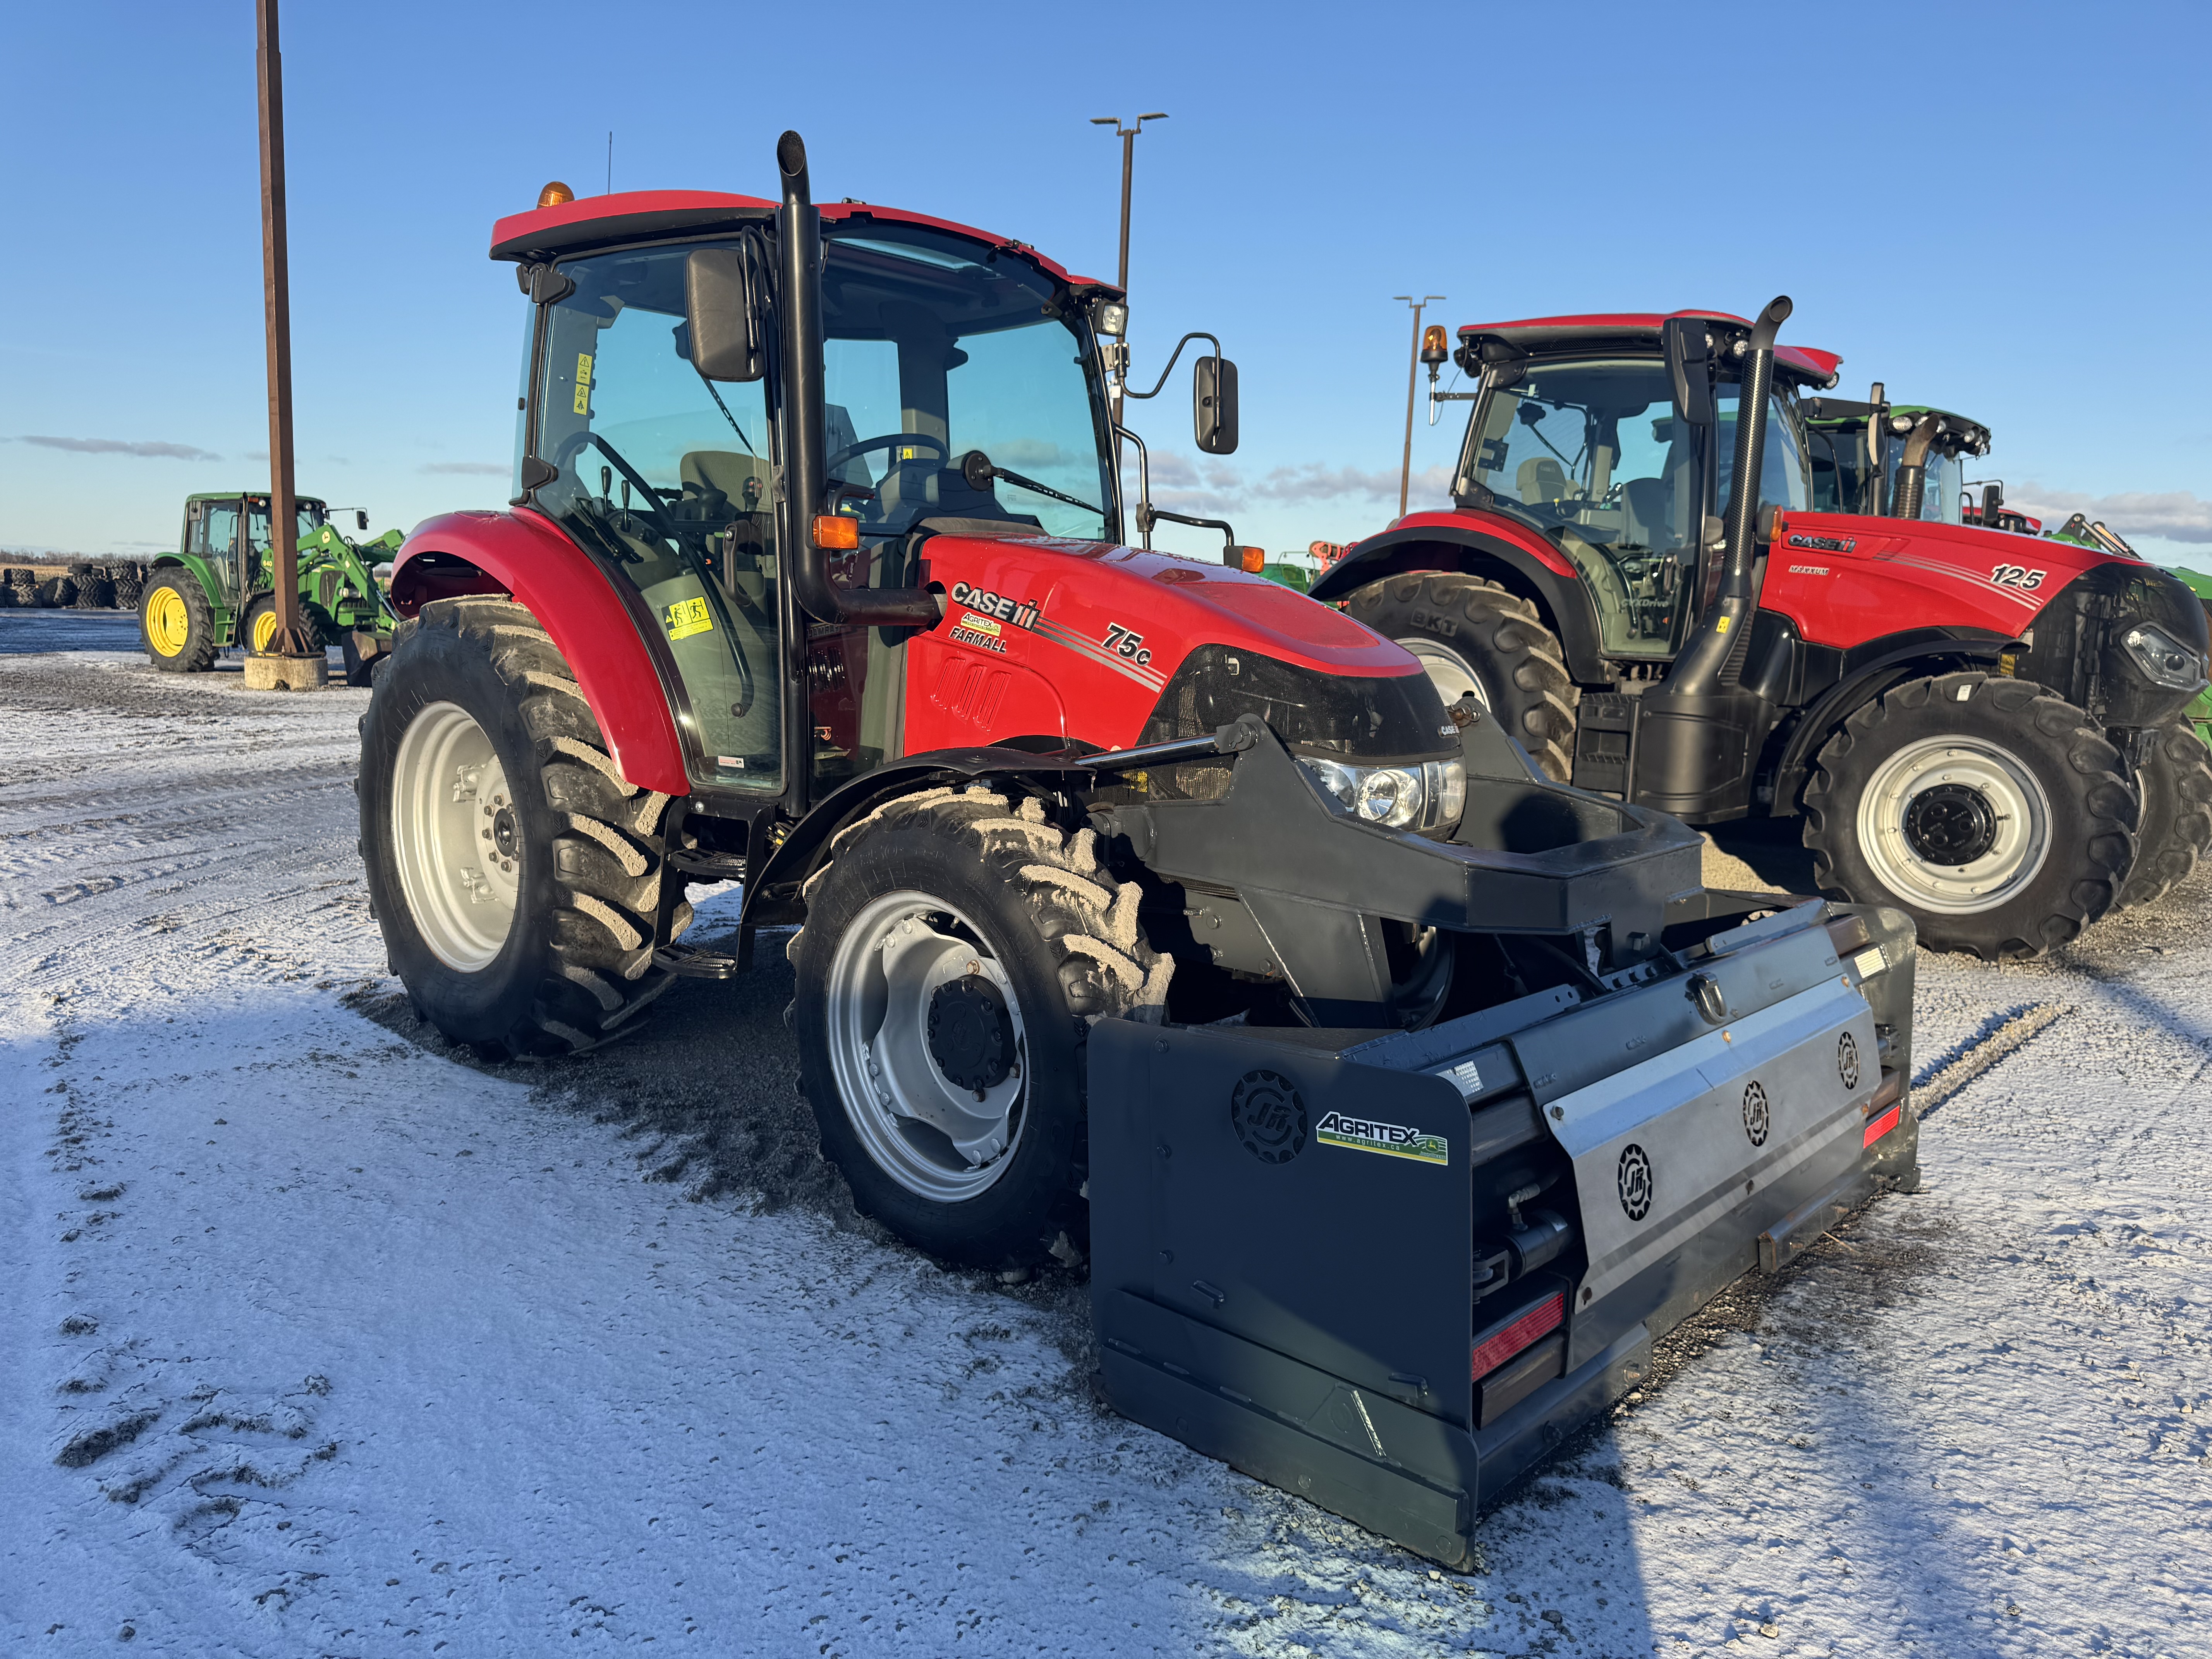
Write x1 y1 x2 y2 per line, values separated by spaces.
251 607 280 654
146 586 190 657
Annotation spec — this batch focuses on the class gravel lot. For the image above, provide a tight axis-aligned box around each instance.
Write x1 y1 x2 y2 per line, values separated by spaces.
4 615 2208 1657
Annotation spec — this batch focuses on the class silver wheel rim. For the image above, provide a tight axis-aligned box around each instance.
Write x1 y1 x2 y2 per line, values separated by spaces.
390 700 520 970
1856 735 2052 914
1403 637 1492 710
824 889 1029 1202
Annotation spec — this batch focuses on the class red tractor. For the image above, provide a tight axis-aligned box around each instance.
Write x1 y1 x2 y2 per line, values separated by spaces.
1316 305 2212 957
359 141 1924 1565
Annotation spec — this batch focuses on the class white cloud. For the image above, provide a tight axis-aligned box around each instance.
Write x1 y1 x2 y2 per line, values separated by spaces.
1249 462 1455 506
15 435 220 461
422 461 510 477
2007 482 2212 545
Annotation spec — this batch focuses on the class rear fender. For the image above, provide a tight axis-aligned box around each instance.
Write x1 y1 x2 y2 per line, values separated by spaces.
1308 526 1605 682
389 508 687 794
148 552 238 626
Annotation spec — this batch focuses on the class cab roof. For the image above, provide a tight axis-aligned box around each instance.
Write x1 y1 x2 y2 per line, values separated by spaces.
186 491 327 505
489 189 1117 297
1456 311 1843 387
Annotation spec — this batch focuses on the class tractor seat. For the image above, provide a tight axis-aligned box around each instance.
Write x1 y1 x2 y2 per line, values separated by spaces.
1515 456 1571 505
1621 476 1672 550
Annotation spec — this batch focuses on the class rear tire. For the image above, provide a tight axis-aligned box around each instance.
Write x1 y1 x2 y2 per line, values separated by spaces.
241 591 330 655
141 569 218 673
790 787 1172 1267
2118 714 2212 908
359 596 682 1057
1344 572 1577 781
1802 672 2137 958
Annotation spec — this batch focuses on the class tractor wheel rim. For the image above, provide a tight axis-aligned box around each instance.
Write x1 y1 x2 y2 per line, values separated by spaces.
390 700 520 971
825 889 1029 1203
146 587 189 656
1856 735 2052 914
251 608 279 653
1401 638 1492 710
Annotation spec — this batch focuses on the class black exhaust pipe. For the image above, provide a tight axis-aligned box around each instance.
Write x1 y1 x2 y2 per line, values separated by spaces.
1888 413 1942 522
776 131 939 629
1664 295 1790 697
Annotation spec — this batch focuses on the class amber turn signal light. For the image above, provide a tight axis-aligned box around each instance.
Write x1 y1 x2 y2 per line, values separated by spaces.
812 514 860 551
538 180 576 208
1237 546 1266 573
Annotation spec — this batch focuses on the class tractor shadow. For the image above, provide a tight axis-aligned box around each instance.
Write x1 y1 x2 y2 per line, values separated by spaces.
1702 816 1820 897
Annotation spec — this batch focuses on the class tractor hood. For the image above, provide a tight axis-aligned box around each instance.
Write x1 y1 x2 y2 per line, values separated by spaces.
901 529 1436 757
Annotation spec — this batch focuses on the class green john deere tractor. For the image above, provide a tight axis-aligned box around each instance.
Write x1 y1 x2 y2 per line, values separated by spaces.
140 491 400 684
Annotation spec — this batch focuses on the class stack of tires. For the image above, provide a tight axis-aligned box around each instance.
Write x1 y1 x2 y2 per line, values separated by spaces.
6 568 41 608
36 574 78 609
112 562 144 611
74 563 116 609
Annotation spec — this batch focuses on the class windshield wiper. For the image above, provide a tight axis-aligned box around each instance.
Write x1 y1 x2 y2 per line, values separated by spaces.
958 450 1103 522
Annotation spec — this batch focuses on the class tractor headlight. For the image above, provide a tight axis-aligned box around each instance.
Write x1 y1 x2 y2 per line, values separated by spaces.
1299 756 1467 832
2122 623 2207 690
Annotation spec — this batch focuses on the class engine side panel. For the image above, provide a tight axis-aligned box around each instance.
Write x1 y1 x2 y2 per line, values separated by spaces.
1760 513 2110 652
388 508 688 794
904 534 1418 753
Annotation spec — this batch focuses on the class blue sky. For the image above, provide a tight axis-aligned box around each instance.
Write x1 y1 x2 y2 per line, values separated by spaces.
5 0 2208 566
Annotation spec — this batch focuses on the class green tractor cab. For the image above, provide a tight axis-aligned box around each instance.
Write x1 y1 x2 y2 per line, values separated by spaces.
140 491 401 684
2161 562 2212 748
1800 397 1991 520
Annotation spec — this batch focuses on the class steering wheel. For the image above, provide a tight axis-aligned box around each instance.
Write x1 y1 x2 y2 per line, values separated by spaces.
823 432 948 478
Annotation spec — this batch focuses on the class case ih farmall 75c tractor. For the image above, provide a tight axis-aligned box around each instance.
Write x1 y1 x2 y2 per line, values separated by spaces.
360 137 1921 1565
1319 308 2212 957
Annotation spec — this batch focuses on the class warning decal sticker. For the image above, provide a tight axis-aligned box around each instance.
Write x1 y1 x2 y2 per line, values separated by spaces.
573 353 594 416
663 596 714 641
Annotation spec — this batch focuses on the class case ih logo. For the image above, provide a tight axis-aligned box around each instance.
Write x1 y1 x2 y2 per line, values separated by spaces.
1786 532 1854 554
1838 1030 1862 1092
949 581 1040 631
1741 1081 1770 1147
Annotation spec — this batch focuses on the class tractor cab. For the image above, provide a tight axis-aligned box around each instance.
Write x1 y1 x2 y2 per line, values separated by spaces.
1798 398 1991 523
181 491 330 611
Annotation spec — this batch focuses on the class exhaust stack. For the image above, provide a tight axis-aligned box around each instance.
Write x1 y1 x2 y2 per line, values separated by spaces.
1666 295 1790 697
1888 413 1943 522
776 131 939 629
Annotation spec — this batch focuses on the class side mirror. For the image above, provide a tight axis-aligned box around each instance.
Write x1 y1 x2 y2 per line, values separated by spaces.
685 247 761 383
1982 483 2003 525
356 510 370 532
1661 318 1714 426
1195 356 1238 455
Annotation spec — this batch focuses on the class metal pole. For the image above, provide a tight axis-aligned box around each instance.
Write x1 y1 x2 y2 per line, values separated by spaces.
1395 294 1444 520
256 0 304 655
1117 128 1135 291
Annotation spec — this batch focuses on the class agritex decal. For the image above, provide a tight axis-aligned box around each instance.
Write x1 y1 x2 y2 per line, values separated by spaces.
1315 1110 1449 1166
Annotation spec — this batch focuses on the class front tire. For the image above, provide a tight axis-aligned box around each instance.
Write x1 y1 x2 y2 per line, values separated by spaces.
790 788 1172 1267
1802 672 2137 958
359 596 682 1056
141 569 218 673
1344 572 1578 781
241 591 330 656
2118 714 2212 908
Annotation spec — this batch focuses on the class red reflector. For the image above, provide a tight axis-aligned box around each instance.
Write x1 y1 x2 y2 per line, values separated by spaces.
1863 1104 1902 1146
1472 1292 1565 1380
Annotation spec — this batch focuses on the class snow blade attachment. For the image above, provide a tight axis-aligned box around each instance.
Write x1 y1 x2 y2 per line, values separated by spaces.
1088 898 1916 1569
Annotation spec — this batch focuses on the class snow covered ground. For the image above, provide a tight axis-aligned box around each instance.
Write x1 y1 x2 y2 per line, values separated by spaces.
4 620 2210 1657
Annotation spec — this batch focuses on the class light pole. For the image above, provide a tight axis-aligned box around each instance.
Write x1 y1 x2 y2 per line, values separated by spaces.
254 0 313 672
1090 112 1169 293
1395 295 1445 520
1090 113 1165 467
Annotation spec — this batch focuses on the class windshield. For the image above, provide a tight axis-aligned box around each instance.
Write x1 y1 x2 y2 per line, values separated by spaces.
1712 385 1812 517
818 227 1113 541
1805 422 1876 515
1462 357 1701 657
246 500 328 550
1883 442 1964 525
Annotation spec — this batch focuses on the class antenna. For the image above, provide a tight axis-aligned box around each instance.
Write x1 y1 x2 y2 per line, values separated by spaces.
606 131 613 195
